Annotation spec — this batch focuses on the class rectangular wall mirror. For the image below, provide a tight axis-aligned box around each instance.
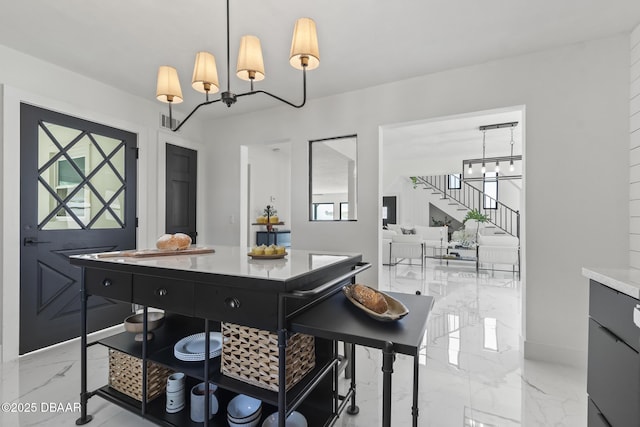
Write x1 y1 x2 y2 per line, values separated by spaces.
309 135 357 221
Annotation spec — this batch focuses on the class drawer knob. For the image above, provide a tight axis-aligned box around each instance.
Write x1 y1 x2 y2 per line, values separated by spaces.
103 279 112 287
225 297 241 309
156 288 168 297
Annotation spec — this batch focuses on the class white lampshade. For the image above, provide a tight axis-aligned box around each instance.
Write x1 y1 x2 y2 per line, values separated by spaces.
156 66 183 103
192 52 220 93
236 35 265 81
289 17 319 70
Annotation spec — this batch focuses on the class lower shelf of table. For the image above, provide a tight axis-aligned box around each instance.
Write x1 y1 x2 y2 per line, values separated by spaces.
95 313 338 423
100 335 336 409
429 256 477 262
95 383 334 427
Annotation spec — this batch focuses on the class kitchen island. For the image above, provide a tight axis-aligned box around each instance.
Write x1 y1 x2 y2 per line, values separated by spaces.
582 268 640 427
71 246 433 427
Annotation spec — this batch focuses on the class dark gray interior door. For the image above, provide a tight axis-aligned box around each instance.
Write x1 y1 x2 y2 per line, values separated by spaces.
19 103 137 354
165 143 197 243
382 196 397 226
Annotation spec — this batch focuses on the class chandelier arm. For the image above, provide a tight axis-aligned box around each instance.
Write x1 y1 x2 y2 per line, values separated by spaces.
170 98 222 132
239 67 308 108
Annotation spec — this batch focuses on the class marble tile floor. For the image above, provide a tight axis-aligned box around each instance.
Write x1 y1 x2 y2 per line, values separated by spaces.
1 260 586 426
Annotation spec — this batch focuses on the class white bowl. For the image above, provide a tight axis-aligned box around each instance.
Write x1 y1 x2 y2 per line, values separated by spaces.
227 416 260 427
227 394 262 420
261 411 307 427
228 412 261 427
228 408 261 424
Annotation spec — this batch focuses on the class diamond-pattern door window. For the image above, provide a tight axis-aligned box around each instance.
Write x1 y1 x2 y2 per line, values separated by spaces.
38 121 126 230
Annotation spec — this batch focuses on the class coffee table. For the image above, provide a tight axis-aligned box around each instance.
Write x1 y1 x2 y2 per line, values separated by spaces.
430 246 478 270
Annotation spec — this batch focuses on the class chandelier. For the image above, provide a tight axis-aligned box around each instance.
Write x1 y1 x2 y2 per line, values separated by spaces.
463 121 521 180
155 0 320 132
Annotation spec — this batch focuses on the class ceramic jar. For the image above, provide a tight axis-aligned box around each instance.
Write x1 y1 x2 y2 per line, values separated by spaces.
190 382 218 422
165 372 185 413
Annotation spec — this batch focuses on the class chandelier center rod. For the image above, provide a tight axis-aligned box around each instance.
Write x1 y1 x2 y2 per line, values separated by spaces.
226 0 231 94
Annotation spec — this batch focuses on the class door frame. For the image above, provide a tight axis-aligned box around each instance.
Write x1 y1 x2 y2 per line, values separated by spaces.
1 86 150 361
156 133 205 244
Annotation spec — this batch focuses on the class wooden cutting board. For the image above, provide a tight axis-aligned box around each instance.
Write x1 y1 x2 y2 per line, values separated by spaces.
96 247 215 258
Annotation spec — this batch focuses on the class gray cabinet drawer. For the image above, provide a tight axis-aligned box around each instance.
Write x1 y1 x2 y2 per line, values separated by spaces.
589 280 640 353
85 269 132 302
194 285 277 330
587 318 639 427
133 276 194 315
588 399 611 427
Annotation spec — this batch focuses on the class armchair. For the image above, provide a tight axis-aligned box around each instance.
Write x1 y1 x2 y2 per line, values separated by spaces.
382 229 395 265
415 225 447 257
477 233 520 275
389 234 424 267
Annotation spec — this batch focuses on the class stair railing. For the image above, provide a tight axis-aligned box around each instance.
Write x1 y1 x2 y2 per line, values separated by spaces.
415 175 520 238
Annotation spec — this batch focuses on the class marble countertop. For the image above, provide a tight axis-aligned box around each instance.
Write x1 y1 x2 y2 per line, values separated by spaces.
582 267 640 300
71 245 362 282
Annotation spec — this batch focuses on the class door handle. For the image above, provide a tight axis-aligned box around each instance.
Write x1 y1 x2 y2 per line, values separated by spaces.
23 237 51 246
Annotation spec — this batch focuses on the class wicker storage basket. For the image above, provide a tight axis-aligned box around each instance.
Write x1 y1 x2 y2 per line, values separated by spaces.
221 322 315 392
108 349 173 402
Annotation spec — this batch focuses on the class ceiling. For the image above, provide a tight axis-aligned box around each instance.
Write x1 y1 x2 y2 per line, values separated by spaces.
383 109 523 161
381 108 524 187
0 1 638 120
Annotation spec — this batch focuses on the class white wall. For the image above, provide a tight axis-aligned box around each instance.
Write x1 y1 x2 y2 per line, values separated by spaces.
0 44 206 360
630 24 640 268
204 35 630 367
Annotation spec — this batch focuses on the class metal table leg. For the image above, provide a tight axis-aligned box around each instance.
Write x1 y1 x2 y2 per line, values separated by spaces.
343 341 352 379
204 319 210 427
382 341 395 427
412 353 419 426
76 268 93 425
346 343 359 415
278 295 287 427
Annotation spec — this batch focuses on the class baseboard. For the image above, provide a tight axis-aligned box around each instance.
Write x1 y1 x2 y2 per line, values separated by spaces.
18 324 125 359
524 340 587 368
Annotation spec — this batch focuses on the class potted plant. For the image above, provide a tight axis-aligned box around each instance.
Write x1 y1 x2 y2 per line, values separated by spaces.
463 208 488 240
409 176 418 189
431 216 452 227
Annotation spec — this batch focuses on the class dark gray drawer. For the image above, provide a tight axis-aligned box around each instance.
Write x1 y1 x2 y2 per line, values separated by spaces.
133 276 194 315
587 318 639 427
588 399 611 427
589 280 640 353
194 285 277 330
85 269 132 302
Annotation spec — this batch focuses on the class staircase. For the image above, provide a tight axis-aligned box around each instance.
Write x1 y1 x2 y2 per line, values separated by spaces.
414 175 520 238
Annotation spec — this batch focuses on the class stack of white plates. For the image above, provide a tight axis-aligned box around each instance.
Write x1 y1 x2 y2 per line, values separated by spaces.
174 332 222 361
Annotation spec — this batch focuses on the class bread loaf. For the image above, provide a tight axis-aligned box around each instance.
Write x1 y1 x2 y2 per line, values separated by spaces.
352 284 388 314
156 233 192 250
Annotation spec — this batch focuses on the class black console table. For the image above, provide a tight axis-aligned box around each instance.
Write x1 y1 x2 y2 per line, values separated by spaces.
70 246 432 427
256 230 291 247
